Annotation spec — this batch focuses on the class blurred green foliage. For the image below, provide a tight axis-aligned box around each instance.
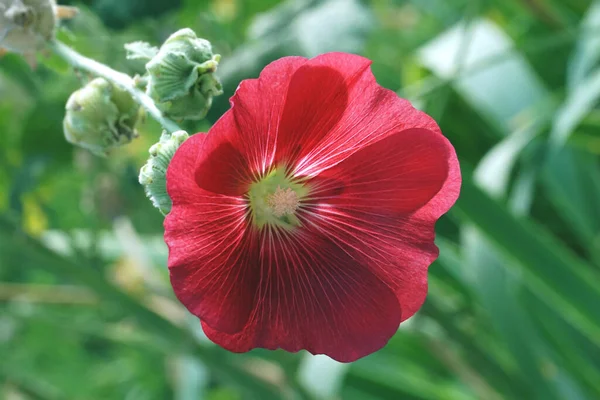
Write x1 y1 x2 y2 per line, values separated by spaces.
2 0 600 399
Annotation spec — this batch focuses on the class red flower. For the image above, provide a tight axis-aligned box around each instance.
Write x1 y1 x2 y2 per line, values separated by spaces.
164 53 461 362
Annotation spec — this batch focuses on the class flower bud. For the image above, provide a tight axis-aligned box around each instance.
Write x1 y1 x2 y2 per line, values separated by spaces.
63 78 141 156
145 28 223 121
0 0 56 54
139 130 189 215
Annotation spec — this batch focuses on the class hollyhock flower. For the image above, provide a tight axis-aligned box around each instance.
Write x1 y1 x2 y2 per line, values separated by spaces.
164 52 461 362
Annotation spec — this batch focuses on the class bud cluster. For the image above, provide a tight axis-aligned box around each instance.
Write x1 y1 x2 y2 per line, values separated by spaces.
61 28 222 157
126 28 223 121
51 25 222 215
63 78 142 156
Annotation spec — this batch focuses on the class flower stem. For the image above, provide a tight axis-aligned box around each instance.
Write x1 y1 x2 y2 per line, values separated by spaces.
49 40 182 133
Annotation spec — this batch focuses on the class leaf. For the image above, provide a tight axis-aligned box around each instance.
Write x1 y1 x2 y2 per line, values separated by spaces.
173 356 209 400
288 0 374 57
297 354 349 399
247 0 374 56
421 19 600 398
525 292 600 398
453 174 600 347
346 349 475 400
248 0 319 40
421 298 526 399
0 214 284 399
462 227 559 399
474 123 540 198
125 41 159 61
461 91 573 396
460 152 599 398
427 239 528 398
418 19 549 131
542 147 600 263
0 362 63 400
0 53 41 95
549 68 600 149
507 165 537 216
568 1 600 91
544 0 600 150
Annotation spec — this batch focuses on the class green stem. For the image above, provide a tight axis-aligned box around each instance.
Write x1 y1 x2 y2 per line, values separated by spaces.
49 40 181 134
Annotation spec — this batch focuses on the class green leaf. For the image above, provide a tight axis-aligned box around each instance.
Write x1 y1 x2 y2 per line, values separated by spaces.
297 354 349 399
418 19 549 131
124 41 159 61
542 147 600 264
286 0 374 57
0 214 286 399
346 350 475 400
420 299 525 399
173 356 209 400
462 227 559 399
568 1 600 90
474 123 540 198
525 292 600 398
550 68 600 149
0 53 41 95
433 239 531 398
453 174 600 347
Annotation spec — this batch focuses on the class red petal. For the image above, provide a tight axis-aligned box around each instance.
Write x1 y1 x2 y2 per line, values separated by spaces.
310 210 437 322
308 128 449 215
193 56 308 195
201 228 401 363
192 111 253 196
165 133 259 334
411 136 462 224
392 134 461 321
273 54 362 170
302 131 461 321
165 133 206 205
273 52 440 176
229 56 308 177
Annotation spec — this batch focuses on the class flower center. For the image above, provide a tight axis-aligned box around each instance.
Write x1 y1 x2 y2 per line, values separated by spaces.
248 168 307 230
267 186 299 217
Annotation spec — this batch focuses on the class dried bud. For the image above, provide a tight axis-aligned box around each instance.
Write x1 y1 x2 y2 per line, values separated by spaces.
0 0 55 53
139 130 189 215
63 78 141 156
144 28 223 121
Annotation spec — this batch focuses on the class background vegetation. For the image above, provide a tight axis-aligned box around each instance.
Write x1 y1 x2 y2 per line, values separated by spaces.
1 0 600 398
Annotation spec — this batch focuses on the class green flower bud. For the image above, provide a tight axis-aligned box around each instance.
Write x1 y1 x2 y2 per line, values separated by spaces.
0 0 56 54
63 78 141 156
139 130 189 215
145 28 223 121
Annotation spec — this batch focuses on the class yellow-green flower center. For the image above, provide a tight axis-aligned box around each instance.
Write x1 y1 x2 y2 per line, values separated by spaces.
248 168 308 230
